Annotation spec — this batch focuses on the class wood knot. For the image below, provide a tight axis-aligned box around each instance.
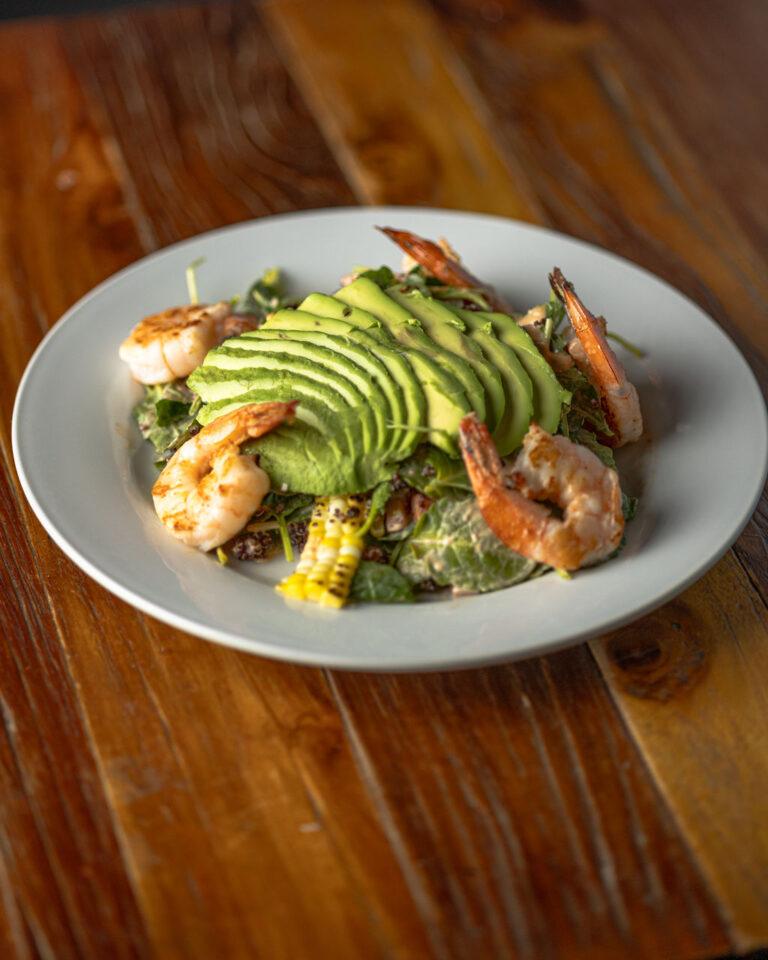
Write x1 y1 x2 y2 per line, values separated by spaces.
601 602 710 702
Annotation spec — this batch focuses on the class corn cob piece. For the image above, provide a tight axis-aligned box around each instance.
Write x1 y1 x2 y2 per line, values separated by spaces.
319 494 367 608
276 493 369 608
275 497 328 599
304 495 348 601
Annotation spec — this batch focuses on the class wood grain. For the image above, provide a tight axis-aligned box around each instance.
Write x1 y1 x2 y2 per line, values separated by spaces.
430 0 768 948
261 0 540 218
0 21 150 960
62 2 356 249
327 654 729 960
0 0 766 957
1 9 429 958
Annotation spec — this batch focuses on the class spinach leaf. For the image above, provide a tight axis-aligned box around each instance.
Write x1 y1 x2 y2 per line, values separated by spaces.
397 497 538 594
349 561 415 604
132 381 201 456
357 265 396 288
569 426 616 470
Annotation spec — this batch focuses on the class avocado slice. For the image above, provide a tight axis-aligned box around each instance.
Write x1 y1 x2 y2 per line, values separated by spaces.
449 308 570 434
209 336 384 460
334 277 485 422
189 352 387 493
293 300 467 458
189 374 357 493
264 309 425 460
194 340 378 466
299 293 383 332
385 287 506 436
234 325 400 461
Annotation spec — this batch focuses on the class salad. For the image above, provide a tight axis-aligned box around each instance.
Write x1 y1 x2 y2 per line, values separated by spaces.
120 228 641 609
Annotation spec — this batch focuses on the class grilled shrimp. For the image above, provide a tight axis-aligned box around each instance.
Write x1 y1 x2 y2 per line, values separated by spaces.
549 268 642 447
377 226 513 313
152 401 297 551
458 414 624 571
119 301 258 384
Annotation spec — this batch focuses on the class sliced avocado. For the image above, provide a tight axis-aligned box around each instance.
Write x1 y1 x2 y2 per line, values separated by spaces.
232 326 400 462
385 287 506 436
262 310 425 460
299 293 382 331
189 376 355 493
208 336 384 460
189 353 388 493
289 301 465 457
460 323 532 455
334 277 485 423
450 308 570 434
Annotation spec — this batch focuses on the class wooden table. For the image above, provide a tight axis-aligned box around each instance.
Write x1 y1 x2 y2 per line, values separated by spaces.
2 1 767 957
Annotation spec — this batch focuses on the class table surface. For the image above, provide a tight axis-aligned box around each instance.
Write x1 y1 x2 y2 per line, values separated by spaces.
2 1 768 958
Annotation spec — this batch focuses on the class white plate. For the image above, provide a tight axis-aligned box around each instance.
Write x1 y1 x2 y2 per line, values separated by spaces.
12 208 768 671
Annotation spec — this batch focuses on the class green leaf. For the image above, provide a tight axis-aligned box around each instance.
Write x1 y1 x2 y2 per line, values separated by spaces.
357 265 396 288
258 491 315 522
569 427 616 470
396 497 538 593
349 561 415 603
556 366 613 440
132 381 201 456
621 491 639 521
155 397 193 427
545 291 566 332
236 266 295 318
397 445 471 499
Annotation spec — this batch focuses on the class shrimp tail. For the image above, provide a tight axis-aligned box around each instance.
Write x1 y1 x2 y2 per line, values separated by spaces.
549 268 642 447
549 267 626 391
377 226 512 313
458 412 506 492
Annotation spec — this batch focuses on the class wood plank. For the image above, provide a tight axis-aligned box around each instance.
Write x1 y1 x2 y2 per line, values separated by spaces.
2 1 761 958
0 21 151 960
431 1 768 950
327 652 729 960
434 0 768 369
1 8 429 957
592 553 768 951
62 1 356 249
260 0 541 218
583 0 768 255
